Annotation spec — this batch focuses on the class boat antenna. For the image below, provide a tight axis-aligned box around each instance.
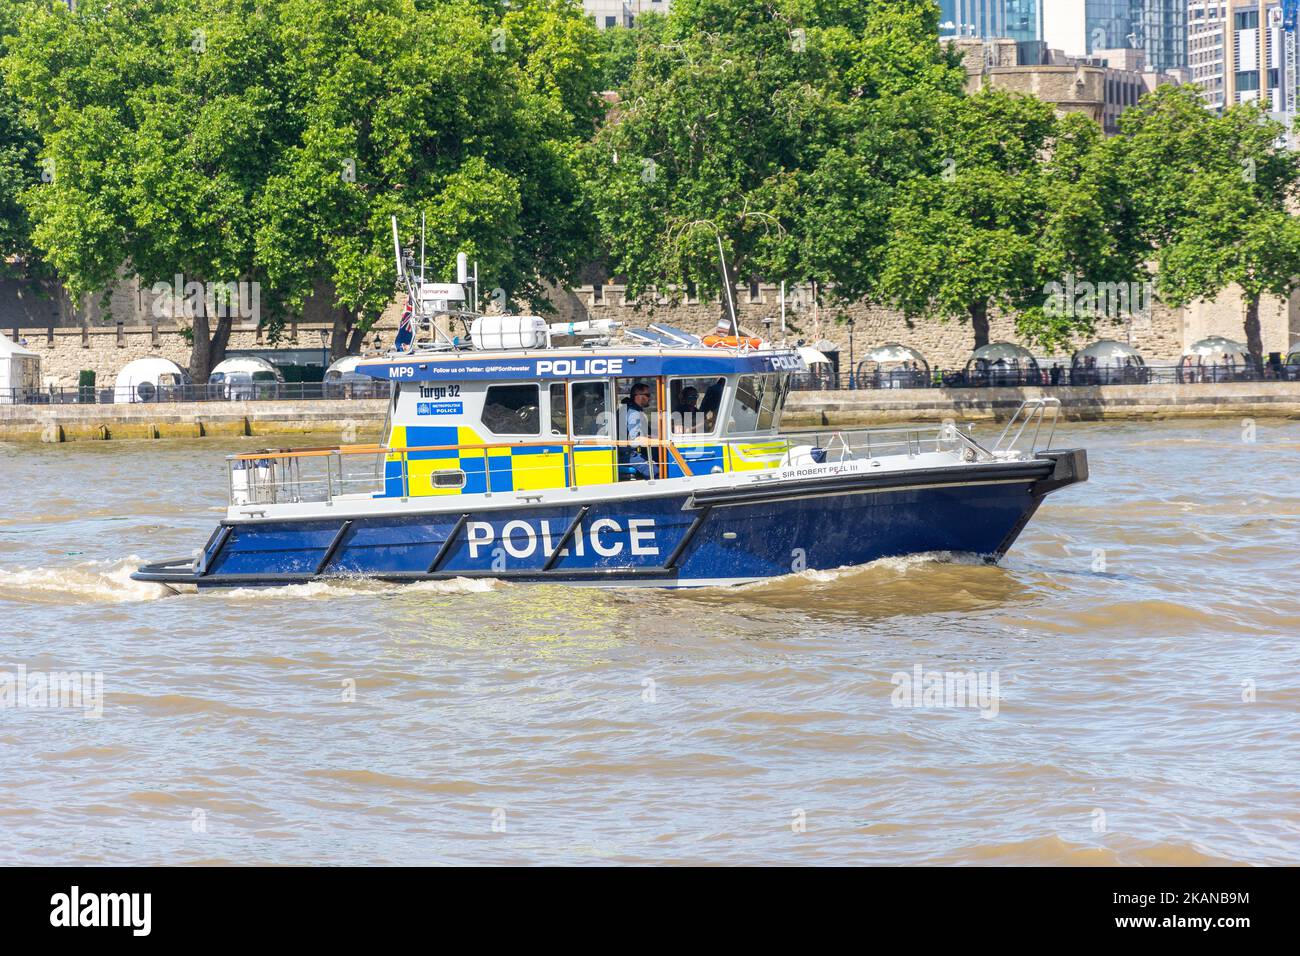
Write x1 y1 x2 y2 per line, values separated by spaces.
419 212 426 285
716 232 739 338
391 215 404 282
780 280 786 341
391 215 416 304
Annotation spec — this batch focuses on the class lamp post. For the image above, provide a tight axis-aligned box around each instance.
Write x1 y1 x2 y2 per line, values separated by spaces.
847 317 856 389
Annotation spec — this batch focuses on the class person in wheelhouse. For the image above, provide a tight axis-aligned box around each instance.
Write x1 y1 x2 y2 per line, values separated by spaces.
618 381 654 480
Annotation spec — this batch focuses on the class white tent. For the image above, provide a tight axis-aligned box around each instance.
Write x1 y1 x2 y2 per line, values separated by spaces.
857 342 929 389
323 354 370 397
210 355 284 400
0 332 41 404
965 342 1041 386
114 357 188 403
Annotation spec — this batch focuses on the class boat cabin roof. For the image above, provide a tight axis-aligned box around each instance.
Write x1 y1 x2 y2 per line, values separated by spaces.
356 346 808 383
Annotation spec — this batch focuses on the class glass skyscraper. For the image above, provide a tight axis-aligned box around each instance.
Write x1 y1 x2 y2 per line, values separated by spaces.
939 0 1042 43
944 2 1189 73
1060 1 1189 73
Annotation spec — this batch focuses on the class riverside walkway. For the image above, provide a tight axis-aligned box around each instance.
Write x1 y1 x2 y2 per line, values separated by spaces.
3 382 1299 442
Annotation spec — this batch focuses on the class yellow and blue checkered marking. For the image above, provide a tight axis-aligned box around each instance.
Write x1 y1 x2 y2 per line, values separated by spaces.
382 425 581 497
379 427 780 497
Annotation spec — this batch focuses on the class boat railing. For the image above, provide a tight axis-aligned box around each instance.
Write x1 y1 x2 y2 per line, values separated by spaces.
223 421 991 508
796 422 990 464
229 444 390 508
992 398 1060 458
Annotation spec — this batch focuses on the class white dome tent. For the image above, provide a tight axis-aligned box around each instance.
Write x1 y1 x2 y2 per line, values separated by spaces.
1179 336 1256 383
1285 341 1300 380
1071 339 1148 385
0 332 41 404
323 354 382 398
964 342 1041 387
113 357 189 403
856 343 929 389
210 355 285 399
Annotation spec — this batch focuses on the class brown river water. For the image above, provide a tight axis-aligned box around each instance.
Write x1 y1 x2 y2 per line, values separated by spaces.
0 418 1297 865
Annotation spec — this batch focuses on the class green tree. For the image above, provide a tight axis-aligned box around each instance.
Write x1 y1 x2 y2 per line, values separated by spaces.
582 0 965 323
257 0 602 358
4 0 299 381
0 0 45 286
877 89 1136 352
1115 85 1300 364
594 13 666 93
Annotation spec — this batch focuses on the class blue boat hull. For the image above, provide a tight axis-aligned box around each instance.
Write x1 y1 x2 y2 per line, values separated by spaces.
134 451 1086 589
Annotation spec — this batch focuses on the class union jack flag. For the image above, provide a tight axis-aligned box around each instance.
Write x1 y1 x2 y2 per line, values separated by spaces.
393 296 414 352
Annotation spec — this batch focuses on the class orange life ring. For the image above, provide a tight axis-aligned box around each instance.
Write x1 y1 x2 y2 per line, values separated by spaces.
702 334 763 349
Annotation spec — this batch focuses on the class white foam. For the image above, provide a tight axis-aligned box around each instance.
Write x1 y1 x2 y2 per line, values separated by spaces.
0 556 175 604
215 574 505 601
726 551 970 592
403 576 505 594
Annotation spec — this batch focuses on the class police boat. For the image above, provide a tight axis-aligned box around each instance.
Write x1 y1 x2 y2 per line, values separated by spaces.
133 236 1086 590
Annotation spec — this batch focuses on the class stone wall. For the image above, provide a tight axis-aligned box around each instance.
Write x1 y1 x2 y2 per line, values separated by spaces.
6 298 403 388
1182 286 1300 356
9 276 1296 389
0 276 134 328
554 281 1198 369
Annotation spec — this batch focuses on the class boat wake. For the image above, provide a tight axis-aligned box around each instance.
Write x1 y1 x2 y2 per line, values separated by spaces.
0 559 512 606
730 550 988 591
213 575 504 602
0 557 176 605
2 550 996 607
673 550 1024 620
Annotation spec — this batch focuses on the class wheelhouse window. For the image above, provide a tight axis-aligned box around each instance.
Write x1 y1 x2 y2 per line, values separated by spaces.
761 373 789 430
669 376 725 435
728 374 787 433
549 382 567 436
570 381 610 437
614 378 659 441
481 383 540 435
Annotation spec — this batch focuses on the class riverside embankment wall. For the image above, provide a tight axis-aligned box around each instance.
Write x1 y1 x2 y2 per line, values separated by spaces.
780 382 1300 426
3 383 1299 443
0 398 388 443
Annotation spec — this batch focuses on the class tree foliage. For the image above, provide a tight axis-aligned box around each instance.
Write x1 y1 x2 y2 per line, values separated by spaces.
4 1 1298 369
3 0 602 373
581 0 966 319
1114 85 1300 361
4 0 298 379
877 89 1139 351
0 0 45 283
259 0 602 358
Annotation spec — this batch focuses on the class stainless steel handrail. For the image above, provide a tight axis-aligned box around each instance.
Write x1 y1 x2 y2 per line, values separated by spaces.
993 398 1060 457
220 420 996 507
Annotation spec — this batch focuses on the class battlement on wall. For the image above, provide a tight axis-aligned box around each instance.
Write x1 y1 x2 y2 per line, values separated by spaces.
554 281 1191 370
8 276 1295 389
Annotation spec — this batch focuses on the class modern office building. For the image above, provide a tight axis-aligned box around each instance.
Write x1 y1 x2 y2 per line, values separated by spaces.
939 1 1043 42
1043 1 1189 74
584 0 670 30
1189 1 1290 112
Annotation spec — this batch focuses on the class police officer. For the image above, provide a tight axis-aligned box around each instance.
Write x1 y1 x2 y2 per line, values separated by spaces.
619 382 653 479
